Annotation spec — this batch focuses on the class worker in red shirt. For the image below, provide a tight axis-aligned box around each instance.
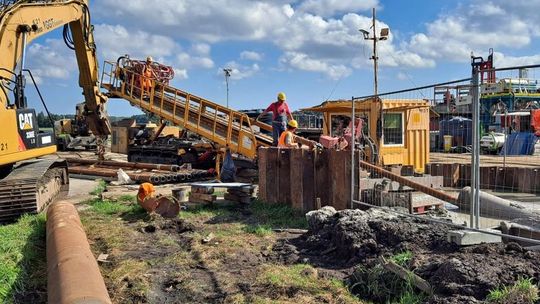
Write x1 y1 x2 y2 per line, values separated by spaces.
257 92 294 146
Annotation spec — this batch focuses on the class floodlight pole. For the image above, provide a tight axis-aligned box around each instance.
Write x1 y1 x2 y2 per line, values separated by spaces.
371 8 379 97
223 68 232 108
361 7 387 164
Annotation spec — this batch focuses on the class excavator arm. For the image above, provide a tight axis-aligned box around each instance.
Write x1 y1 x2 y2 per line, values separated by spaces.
0 0 110 135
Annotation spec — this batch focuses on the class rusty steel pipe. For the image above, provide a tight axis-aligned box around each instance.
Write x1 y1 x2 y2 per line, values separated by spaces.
47 201 112 304
68 166 157 184
359 160 458 204
150 175 161 184
66 158 180 172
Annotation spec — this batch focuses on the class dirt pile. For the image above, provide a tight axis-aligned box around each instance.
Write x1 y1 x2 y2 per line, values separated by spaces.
272 207 540 303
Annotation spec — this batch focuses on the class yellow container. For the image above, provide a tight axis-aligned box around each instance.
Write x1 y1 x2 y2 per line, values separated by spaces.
303 98 431 173
443 135 453 152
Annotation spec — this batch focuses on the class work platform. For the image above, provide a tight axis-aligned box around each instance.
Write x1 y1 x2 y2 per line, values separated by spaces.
100 61 274 160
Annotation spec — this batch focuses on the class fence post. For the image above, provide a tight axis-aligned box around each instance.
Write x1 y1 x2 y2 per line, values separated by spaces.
471 60 481 229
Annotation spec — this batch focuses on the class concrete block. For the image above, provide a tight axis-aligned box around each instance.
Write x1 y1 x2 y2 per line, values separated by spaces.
447 229 501 246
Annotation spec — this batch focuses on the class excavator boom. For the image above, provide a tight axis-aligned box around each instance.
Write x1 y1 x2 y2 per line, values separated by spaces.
0 0 110 136
0 0 109 221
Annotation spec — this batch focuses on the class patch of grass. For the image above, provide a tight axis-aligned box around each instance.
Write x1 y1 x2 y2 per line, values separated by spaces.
390 251 412 268
84 197 146 218
243 224 273 236
250 200 307 229
90 179 107 196
259 264 360 303
486 277 539 304
396 290 424 304
179 204 232 220
108 259 149 303
349 254 425 304
0 214 46 303
117 194 136 202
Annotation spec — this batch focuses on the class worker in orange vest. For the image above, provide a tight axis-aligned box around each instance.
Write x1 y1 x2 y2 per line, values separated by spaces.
257 92 293 146
278 120 299 148
141 56 154 97
137 182 155 205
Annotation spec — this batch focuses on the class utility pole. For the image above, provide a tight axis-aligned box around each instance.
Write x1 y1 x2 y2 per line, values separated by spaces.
223 68 232 108
360 8 388 164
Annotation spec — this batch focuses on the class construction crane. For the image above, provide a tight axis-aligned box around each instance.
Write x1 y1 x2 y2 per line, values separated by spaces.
0 0 111 222
101 56 315 164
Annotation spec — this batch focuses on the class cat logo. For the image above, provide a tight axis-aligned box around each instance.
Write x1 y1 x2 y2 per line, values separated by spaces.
18 113 34 131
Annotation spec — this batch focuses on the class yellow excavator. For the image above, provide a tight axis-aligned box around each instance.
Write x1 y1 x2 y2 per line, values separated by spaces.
0 0 110 222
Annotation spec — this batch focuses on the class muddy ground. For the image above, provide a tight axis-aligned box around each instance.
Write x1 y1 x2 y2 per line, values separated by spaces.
272 207 540 303
72 180 540 304
80 189 358 304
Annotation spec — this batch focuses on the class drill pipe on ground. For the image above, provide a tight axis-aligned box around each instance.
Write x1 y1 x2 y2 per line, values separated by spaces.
65 158 181 172
47 201 112 304
68 166 163 184
359 160 458 204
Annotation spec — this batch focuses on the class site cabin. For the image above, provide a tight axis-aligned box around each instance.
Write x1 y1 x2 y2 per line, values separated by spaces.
304 97 430 173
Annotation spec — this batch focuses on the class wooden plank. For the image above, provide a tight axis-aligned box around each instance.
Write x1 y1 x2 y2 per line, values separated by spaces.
224 193 251 204
329 150 339 209
379 257 433 295
257 147 268 202
503 167 517 192
189 193 216 202
302 149 315 213
533 168 540 194
289 149 304 211
449 163 460 188
265 148 279 204
314 149 330 207
458 164 471 187
495 167 506 191
331 150 350 210
277 149 291 205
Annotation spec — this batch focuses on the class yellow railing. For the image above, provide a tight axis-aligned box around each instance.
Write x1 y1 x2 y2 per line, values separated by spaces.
100 61 273 159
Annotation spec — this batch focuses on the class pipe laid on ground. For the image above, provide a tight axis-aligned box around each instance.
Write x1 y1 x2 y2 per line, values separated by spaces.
359 160 458 204
66 158 180 172
458 187 537 220
47 201 112 304
68 166 157 184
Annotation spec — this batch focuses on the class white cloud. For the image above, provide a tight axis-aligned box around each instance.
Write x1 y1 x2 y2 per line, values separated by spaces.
298 0 378 17
95 24 178 60
191 43 211 56
95 24 214 71
26 39 77 84
280 51 351 80
221 61 260 80
94 0 291 43
240 51 263 61
396 72 408 81
91 0 441 80
402 0 540 65
492 52 540 67
173 68 189 80
176 53 214 69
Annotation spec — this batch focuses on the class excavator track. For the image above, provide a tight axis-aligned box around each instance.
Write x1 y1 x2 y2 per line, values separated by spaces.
0 159 69 223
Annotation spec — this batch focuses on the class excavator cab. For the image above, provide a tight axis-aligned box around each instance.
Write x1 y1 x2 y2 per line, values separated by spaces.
0 0 110 221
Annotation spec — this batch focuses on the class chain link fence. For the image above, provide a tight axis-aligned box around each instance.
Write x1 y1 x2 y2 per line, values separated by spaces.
347 61 540 246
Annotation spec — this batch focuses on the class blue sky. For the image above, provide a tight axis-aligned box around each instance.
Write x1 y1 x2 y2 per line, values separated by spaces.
22 0 540 117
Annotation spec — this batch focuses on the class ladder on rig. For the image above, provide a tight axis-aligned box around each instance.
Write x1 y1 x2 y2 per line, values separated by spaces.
100 61 274 160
